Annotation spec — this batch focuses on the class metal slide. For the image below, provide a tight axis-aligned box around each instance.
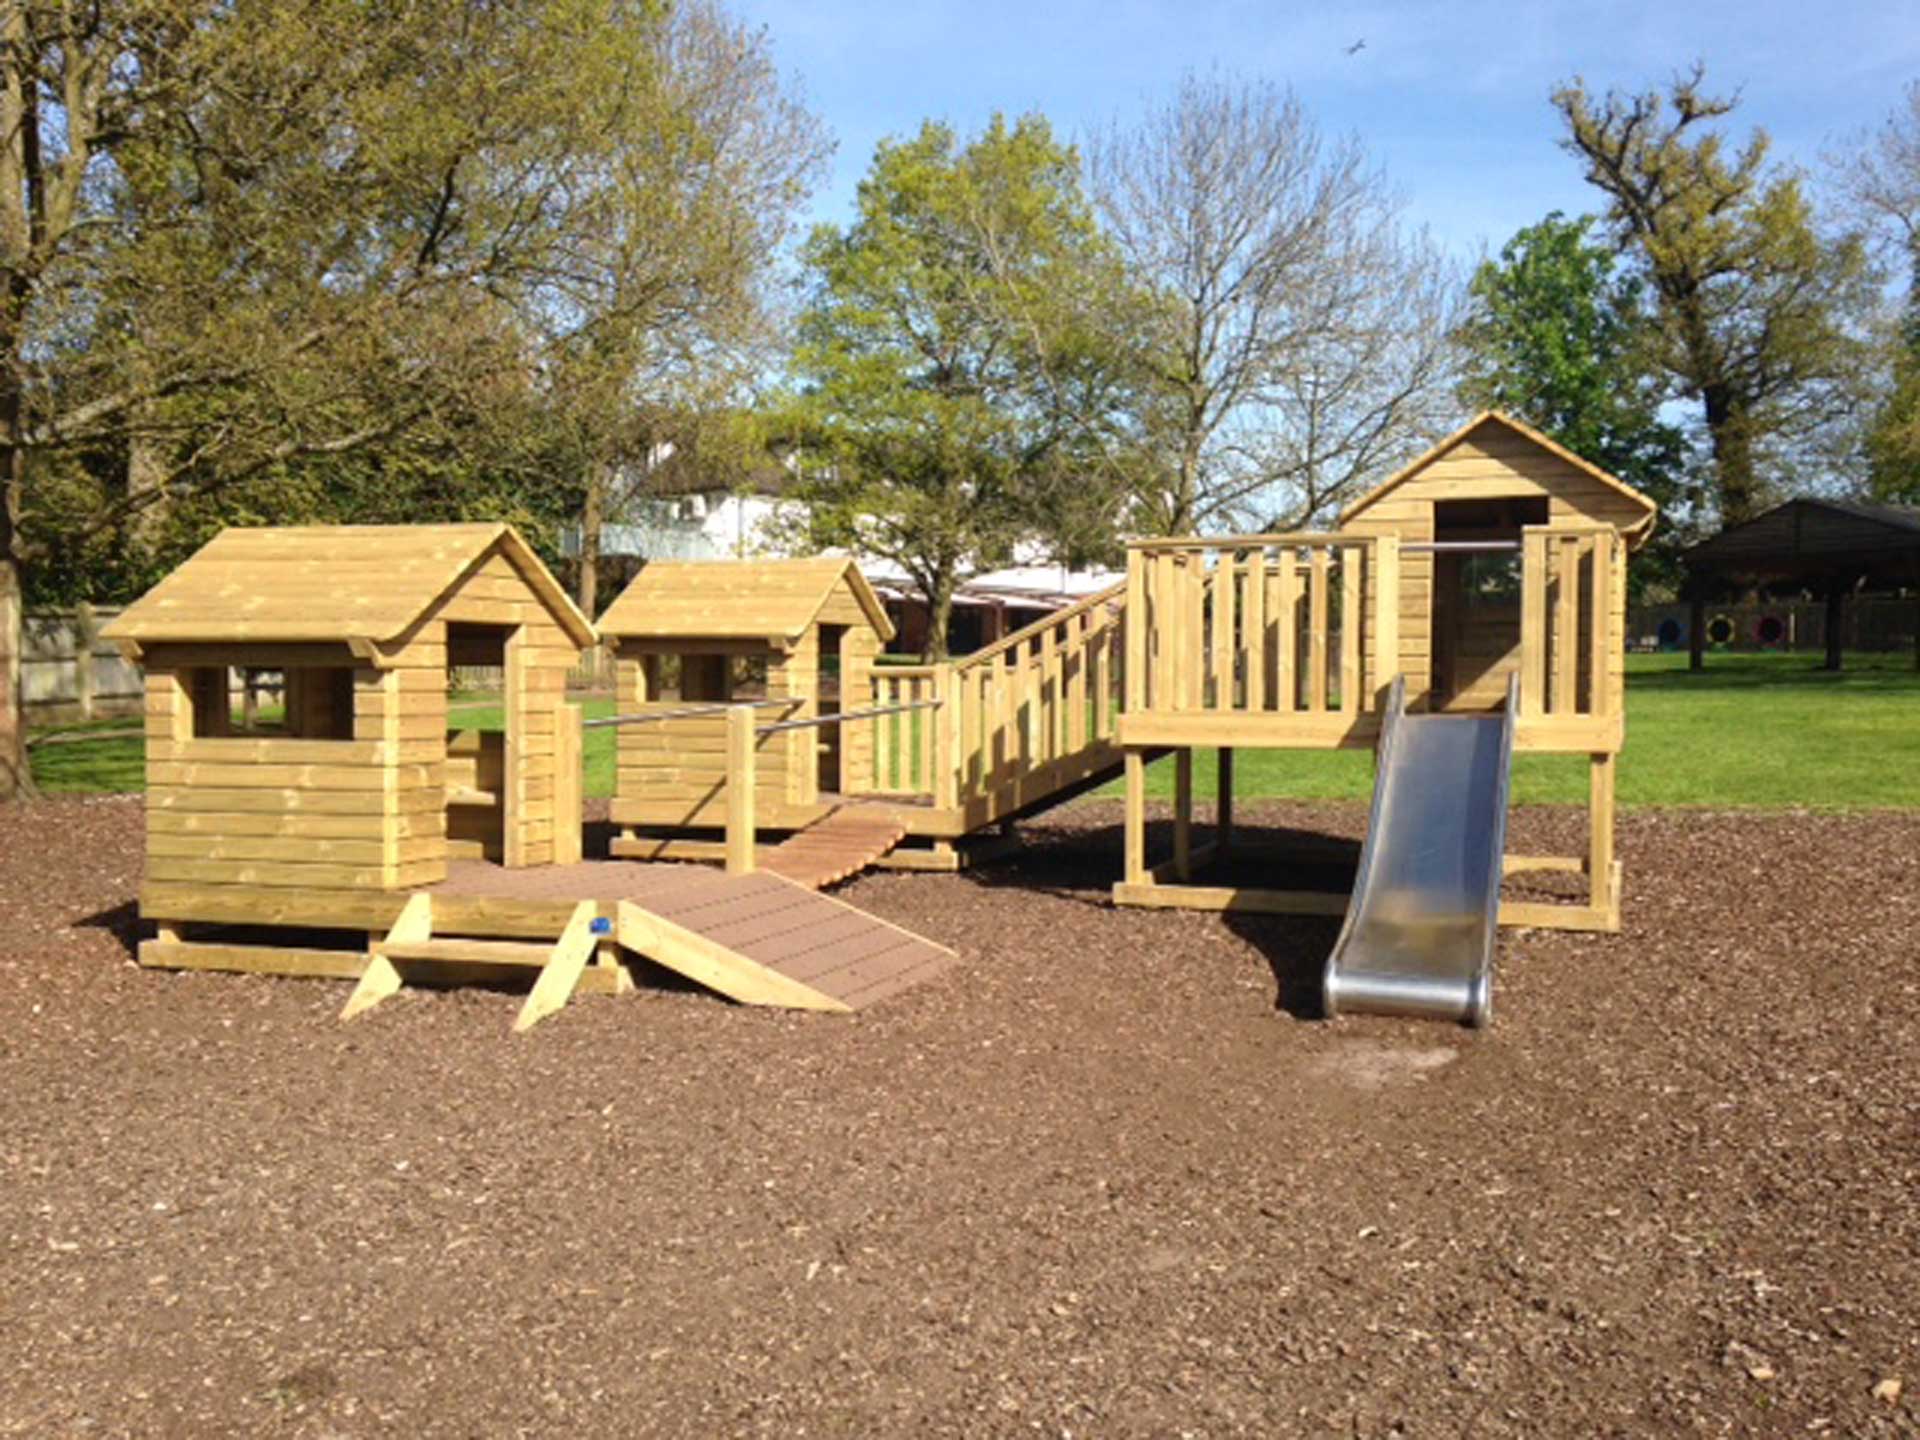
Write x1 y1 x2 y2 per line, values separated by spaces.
1322 673 1518 1028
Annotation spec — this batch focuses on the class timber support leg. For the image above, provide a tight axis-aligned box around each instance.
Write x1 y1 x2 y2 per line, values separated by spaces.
1173 748 1193 883
1589 752 1618 929
1123 748 1147 887
1216 747 1234 858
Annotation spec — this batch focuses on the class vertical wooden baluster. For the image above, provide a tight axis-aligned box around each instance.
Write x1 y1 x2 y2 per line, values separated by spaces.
1182 552 1198 710
1275 547 1297 712
1241 548 1265 710
1339 544 1361 715
1126 548 1147 715
1372 536 1401 708
1156 550 1179 712
1041 624 1060 763
1069 610 1088 750
1554 534 1578 715
1589 533 1605 718
1521 528 1548 718
1308 547 1330 713
1212 547 1236 713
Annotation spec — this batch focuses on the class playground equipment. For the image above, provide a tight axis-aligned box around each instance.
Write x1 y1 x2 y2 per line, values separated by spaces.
103 526 955 1026
1323 675 1517 1026
103 411 1656 1028
1110 412 1651 941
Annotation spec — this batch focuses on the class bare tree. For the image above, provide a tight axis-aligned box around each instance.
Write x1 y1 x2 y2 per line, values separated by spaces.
1833 81 1920 299
1087 72 1459 535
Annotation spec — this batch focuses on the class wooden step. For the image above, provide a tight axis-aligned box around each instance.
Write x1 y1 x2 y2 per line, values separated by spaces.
379 938 558 968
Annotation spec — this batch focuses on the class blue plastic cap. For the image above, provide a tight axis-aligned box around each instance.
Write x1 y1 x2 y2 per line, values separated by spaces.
590 916 612 935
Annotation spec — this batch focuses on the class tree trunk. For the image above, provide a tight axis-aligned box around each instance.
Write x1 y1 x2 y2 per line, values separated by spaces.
126 425 170 548
1703 386 1760 527
0 373 29 803
1688 596 1705 673
923 574 955 663
576 465 605 684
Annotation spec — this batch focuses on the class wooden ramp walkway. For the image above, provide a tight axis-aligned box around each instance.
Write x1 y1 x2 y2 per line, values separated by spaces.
760 803 907 890
430 860 953 1014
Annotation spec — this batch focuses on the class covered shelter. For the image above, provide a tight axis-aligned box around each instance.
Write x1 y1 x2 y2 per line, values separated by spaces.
104 524 595 922
1679 499 1920 670
597 558 895 840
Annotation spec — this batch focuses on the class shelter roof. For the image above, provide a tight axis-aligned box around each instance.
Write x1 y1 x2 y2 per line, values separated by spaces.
1681 498 1920 585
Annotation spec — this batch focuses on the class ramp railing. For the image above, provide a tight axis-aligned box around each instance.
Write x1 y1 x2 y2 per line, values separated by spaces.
943 581 1128 809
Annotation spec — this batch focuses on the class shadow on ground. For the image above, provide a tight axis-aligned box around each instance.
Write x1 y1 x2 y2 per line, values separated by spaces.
961 812 1356 1021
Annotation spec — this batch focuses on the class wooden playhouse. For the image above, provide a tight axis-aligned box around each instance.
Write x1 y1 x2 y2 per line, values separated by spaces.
103 523 594 955
596 557 894 846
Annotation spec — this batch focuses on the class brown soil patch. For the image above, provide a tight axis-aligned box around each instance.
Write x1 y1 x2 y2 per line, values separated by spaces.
2 794 1916 1437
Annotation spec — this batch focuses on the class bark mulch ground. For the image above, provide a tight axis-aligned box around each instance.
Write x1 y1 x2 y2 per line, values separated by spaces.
2 794 1916 1438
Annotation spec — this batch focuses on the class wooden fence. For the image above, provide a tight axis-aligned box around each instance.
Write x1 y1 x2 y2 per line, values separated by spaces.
22 605 145 723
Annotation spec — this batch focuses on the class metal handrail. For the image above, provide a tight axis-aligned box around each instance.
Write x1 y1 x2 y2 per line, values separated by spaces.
756 698 942 735
584 697 797 729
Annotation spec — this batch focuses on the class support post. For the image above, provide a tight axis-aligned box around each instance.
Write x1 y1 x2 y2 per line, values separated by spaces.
1123 748 1147 886
1688 597 1705 672
933 664 960 812
1589 752 1617 927
725 703 756 876
1216 746 1234 857
1173 747 1193 882
1824 586 1845 672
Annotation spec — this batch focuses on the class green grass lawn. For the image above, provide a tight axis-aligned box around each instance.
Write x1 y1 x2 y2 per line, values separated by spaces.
28 652 1920 810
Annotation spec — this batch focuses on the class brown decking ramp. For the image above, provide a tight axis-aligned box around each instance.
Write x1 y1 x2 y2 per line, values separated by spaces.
760 803 908 890
433 860 953 1012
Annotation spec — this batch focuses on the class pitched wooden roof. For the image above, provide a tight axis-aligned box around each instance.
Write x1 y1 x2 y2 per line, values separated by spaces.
1340 411 1660 547
597 558 894 643
103 524 595 650
1682 498 1920 584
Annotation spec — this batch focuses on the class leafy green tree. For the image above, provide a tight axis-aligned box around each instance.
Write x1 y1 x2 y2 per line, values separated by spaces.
788 115 1135 659
1554 66 1876 527
1458 212 1690 509
0 0 817 799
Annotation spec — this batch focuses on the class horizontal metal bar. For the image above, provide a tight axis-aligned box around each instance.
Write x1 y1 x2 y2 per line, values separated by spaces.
1402 541 1522 554
757 699 942 735
584 698 797 729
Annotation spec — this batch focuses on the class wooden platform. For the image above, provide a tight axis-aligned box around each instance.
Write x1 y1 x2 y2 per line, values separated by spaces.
139 857 956 1020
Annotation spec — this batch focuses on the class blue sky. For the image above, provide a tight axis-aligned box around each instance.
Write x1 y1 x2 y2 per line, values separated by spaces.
734 0 1920 260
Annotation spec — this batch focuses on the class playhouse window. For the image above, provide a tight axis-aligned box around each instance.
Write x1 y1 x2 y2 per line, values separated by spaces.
185 665 357 740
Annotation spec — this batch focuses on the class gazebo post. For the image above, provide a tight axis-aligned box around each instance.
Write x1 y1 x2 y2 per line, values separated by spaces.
1688 597 1705 672
1823 584 1845 672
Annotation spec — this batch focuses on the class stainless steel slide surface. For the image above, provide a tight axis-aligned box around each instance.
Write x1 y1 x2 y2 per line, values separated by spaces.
1322 675 1517 1027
